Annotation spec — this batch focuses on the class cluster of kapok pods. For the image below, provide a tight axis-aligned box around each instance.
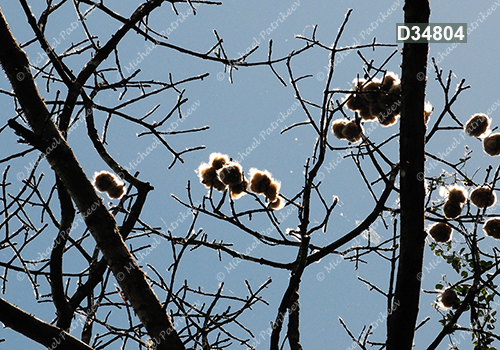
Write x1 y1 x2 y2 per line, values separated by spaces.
332 72 433 143
197 152 284 210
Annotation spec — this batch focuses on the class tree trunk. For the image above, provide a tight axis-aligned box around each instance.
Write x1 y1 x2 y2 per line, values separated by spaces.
387 1 430 349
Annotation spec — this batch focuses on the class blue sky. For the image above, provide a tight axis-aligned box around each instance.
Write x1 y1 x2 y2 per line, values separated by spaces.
1 0 500 349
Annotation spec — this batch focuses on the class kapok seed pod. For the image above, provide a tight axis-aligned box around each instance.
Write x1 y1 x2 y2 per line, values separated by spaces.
249 168 282 203
218 163 244 186
465 114 490 138
379 96 401 114
345 94 365 111
447 186 467 204
269 197 284 210
199 165 215 185
264 182 279 202
470 186 496 208
200 166 227 191
484 218 500 239
209 152 230 170
249 171 272 194
359 106 376 121
439 288 459 308
94 171 119 192
380 72 400 91
332 119 347 139
443 200 462 220
229 178 248 199
370 103 385 117
388 82 401 96
378 93 396 109
483 133 500 156
362 80 381 102
380 75 395 91
342 121 363 143
428 222 453 243
377 112 398 127
212 180 227 191
107 184 126 199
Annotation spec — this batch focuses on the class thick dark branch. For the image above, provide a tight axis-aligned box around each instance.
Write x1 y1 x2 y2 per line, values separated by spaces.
0 297 94 350
7 119 47 151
